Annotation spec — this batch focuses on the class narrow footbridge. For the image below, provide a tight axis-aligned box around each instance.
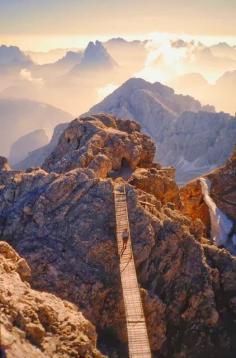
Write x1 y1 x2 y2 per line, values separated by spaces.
114 184 152 358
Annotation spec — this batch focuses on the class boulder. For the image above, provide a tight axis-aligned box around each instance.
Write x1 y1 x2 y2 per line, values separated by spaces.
43 114 155 175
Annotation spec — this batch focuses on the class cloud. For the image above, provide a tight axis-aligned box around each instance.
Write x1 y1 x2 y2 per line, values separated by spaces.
135 37 235 84
20 68 44 86
135 40 189 83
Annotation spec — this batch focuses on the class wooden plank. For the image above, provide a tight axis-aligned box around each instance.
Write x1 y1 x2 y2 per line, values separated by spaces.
114 185 152 358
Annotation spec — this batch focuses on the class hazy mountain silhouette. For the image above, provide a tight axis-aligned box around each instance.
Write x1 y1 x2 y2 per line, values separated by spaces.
210 42 236 60
13 123 68 170
71 41 117 74
9 129 49 165
0 98 72 157
170 70 236 114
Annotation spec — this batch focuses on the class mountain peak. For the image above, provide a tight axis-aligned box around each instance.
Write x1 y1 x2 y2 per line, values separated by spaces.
71 40 117 72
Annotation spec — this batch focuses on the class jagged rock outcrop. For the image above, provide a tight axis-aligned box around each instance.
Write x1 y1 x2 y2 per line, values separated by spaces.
0 241 104 358
0 114 236 357
43 114 155 175
128 166 182 209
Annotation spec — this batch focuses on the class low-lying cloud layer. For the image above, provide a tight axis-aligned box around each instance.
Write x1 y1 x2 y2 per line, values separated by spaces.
20 68 44 86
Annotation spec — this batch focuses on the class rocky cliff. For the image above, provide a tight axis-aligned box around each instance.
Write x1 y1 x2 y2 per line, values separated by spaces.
0 114 236 357
180 145 236 254
0 241 103 358
207 145 236 225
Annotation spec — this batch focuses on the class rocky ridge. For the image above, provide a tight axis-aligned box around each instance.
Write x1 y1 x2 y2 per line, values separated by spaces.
0 114 236 357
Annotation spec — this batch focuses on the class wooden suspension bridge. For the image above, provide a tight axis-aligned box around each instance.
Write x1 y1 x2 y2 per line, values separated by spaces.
113 184 152 358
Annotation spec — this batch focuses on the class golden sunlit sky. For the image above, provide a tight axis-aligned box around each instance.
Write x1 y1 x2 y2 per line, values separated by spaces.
0 0 236 51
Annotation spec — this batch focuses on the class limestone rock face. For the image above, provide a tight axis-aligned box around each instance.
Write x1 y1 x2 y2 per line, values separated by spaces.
0 114 236 357
180 145 236 251
129 166 182 209
207 145 236 225
0 241 104 358
180 179 211 233
43 114 155 175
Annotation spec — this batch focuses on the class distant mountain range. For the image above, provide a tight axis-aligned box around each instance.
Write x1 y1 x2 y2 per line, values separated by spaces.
0 98 72 157
9 129 49 166
54 50 83 68
1 39 235 115
0 42 122 114
171 39 236 70
13 123 68 170
88 78 236 183
30 50 84 79
170 70 236 114
103 38 147 72
210 42 236 60
26 48 73 65
11 78 236 184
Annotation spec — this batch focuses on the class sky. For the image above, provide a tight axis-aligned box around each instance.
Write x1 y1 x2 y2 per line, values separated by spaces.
0 0 236 51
